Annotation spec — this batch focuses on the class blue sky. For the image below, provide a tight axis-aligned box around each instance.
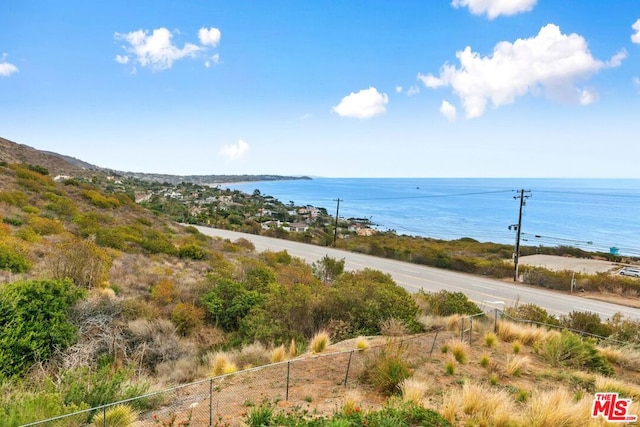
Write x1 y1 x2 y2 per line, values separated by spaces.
1 1 639 178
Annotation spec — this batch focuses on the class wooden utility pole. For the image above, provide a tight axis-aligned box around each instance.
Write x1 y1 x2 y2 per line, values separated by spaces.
333 198 341 246
511 189 531 282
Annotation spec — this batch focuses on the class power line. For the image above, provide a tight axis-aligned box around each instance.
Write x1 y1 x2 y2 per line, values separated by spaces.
347 189 513 202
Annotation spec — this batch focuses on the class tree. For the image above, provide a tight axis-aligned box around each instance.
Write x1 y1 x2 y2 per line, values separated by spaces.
312 255 345 284
46 237 112 288
0 279 85 379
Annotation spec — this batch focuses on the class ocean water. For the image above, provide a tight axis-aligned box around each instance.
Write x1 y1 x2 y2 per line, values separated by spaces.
224 178 640 257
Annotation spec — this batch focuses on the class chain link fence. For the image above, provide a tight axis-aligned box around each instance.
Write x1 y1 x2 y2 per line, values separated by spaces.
21 332 442 427
22 309 619 426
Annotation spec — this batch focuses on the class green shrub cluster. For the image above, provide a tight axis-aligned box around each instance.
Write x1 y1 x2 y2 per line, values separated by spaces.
504 303 560 326
0 279 85 379
0 190 29 207
417 290 482 316
81 189 121 209
535 330 614 376
360 344 413 396
243 399 451 426
0 242 30 273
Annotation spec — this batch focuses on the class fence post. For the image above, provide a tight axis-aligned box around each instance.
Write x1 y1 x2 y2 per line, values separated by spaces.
460 317 465 341
103 406 107 427
429 330 440 357
286 361 291 401
344 350 354 386
494 308 498 333
209 378 213 426
469 317 473 345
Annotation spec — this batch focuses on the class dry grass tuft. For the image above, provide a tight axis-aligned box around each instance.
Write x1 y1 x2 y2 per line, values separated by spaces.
210 352 236 376
342 389 363 413
271 345 287 363
497 320 553 345
400 378 430 404
444 314 464 332
447 339 469 364
505 355 530 376
525 388 590 427
483 331 498 347
598 345 640 371
594 374 640 399
379 318 409 336
443 382 516 426
355 336 370 352
288 339 298 358
309 330 331 353
235 342 270 369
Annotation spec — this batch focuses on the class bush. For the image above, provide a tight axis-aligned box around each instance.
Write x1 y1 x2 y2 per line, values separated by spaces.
536 330 614 375
171 302 205 335
560 311 612 338
504 303 560 326
360 343 412 396
178 243 208 260
0 385 87 427
61 365 148 410
0 242 30 273
46 237 112 288
0 279 85 379
418 290 482 316
0 191 29 207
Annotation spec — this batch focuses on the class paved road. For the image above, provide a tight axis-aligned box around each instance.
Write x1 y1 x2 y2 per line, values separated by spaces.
194 226 640 321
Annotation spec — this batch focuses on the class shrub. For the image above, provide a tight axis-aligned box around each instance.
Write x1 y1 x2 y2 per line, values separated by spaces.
244 405 273 427
360 343 412 396
560 311 612 338
536 330 614 375
211 352 236 376
171 303 205 335
309 330 331 353
0 279 85 379
178 243 208 260
418 290 482 316
91 404 137 427
2 216 23 226
0 242 30 273
46 237 112 288
504 303 560 326
81 189 121 208
60 365 149 410
445 358 456 375
0 386 88 427
0 190 29 207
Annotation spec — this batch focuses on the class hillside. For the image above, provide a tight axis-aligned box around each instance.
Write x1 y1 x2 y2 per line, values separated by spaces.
1 138 640 426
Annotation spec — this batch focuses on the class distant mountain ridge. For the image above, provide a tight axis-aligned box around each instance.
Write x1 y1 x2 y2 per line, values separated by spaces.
0 136 311 184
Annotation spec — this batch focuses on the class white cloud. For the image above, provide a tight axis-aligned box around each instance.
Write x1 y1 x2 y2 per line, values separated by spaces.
115 54 129 64
0 53 18 77
198 27 221 47
332 87 389 119
451 0 537 19
220 139 249 161
440 100 457 121
114 27 201 70
578 88 598 106
395 85 403 93
632 19 640 44
418 24 624 118
407 85 420 96
205 53 220 68
633 76 640 90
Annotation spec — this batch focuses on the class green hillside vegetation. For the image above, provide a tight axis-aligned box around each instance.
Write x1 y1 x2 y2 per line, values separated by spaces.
2 159 640 425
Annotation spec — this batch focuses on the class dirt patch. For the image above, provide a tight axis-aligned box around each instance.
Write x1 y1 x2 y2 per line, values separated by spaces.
519 254 620 274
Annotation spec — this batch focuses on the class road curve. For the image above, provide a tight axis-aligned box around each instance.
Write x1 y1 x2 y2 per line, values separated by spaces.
193 226 640 321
